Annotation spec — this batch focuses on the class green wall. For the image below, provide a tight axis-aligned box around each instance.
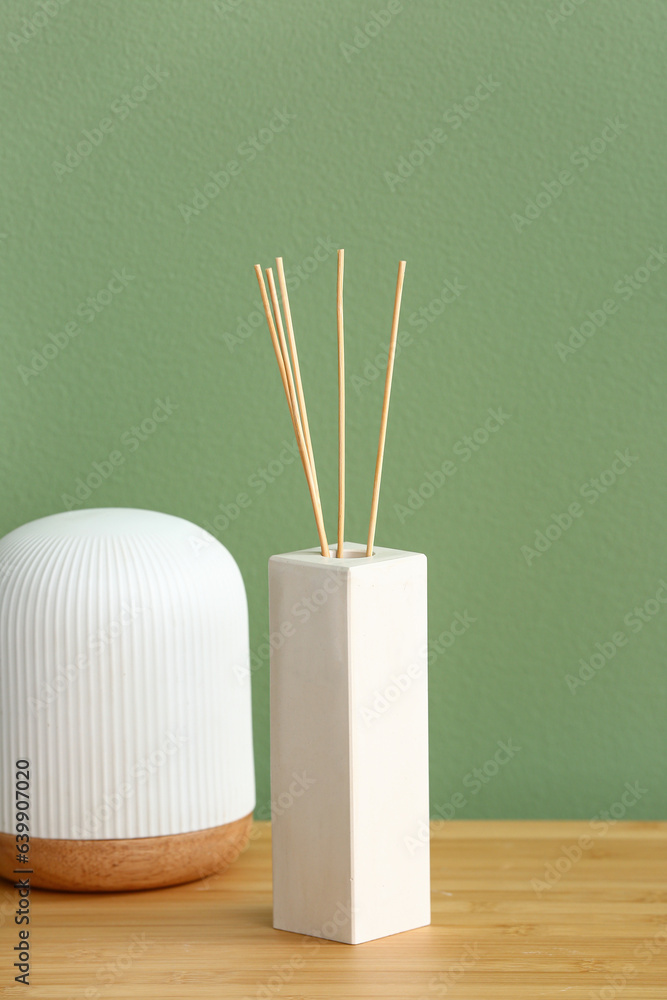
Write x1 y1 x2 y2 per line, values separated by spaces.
1 0 665 820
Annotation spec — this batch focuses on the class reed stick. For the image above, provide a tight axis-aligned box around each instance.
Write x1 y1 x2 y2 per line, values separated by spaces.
265 268 303 440
366 260 407 557
336 249 345 558
263 266 330 558
254 265 296 426
275 258 321 502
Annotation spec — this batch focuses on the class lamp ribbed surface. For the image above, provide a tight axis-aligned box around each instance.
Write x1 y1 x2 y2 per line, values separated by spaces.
0 508 255 840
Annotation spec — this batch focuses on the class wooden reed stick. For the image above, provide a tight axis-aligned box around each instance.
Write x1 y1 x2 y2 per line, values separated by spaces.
265 268 303 441
336 249 345 558
254 266 296 426
366 260 407 557
263 266 330 558
275 258 321 501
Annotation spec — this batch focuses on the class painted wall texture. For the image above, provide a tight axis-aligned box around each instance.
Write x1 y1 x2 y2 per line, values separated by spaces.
1 0 665 820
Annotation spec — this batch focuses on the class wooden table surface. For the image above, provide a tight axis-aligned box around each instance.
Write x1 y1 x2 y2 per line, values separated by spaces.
1 820 665 999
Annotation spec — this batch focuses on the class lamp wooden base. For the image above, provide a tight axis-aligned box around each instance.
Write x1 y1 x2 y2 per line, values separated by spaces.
0 812 253 892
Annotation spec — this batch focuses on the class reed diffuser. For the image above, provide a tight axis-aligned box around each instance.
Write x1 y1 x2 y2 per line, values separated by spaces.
256 252 430 944
255 252 406 557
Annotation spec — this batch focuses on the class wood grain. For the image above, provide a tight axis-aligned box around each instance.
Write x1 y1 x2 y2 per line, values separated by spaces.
0 813 252 892
1 820 666 997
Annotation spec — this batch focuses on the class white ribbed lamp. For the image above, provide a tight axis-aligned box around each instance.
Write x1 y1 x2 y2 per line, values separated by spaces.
0 508 255 890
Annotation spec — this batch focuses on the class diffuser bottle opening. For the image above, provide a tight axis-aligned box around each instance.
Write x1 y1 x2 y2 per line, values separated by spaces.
330 545 373 559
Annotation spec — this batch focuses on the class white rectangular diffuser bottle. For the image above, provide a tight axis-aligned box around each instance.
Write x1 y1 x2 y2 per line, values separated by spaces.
269 542 430 944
